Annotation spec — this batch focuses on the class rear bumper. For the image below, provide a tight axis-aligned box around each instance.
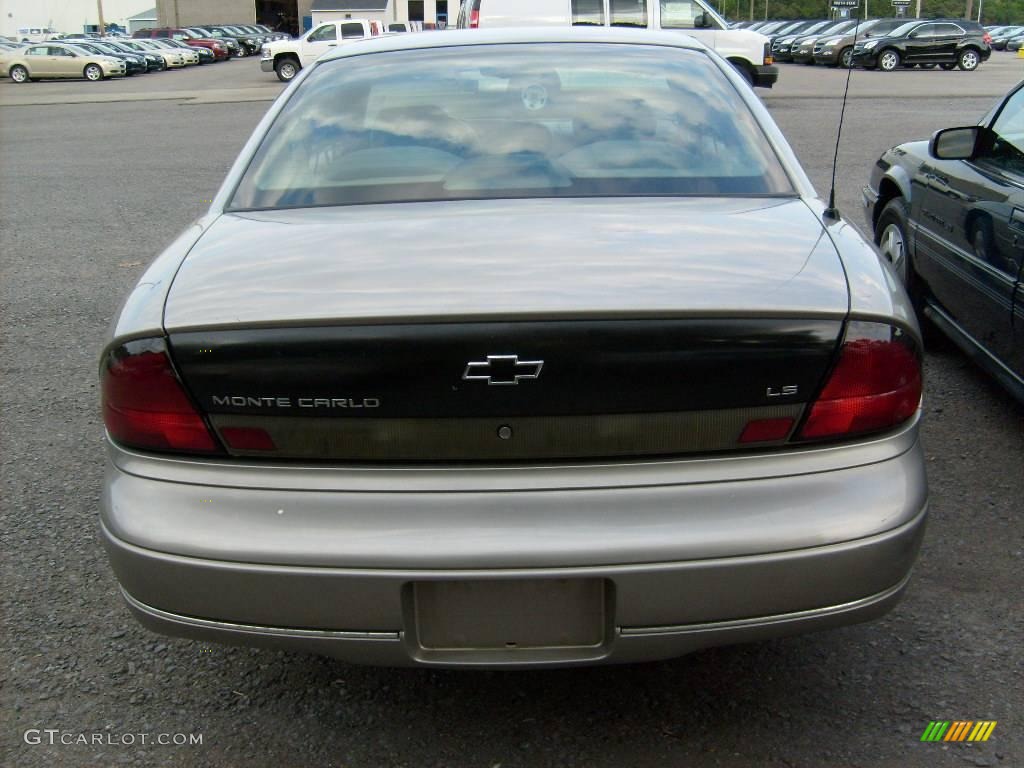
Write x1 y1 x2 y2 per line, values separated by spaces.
101 426 928 667
753 64 779 87
118 564 916 668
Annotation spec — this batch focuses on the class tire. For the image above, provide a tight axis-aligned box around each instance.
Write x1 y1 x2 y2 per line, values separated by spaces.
275 57 299 82
958 48 980 71
9 64 28 83
878 49 901 72
84 63 103 81
939 62 956 70
839 47 853 68
875 198 919 308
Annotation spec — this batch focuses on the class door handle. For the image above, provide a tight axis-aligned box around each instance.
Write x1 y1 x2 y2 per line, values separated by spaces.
327 43 337 46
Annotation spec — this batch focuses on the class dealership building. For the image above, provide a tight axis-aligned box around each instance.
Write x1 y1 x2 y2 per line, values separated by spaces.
1 0 452 39
154 0 454 35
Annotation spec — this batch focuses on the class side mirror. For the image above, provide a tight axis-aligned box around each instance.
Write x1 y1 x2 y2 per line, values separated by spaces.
929 126 981 160
694 12 712 28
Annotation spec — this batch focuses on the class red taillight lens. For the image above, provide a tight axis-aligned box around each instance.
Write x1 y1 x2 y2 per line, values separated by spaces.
220 426 276 451
798 321 922 441
740 417 795 443
470 9 480 28
101 338 221 454
983 33 992 44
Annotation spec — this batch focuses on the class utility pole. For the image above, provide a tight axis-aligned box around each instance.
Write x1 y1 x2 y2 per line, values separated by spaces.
977 0 983 21
96 0 105 34
915 0 921 17
750 0 754 22
965 0 974 21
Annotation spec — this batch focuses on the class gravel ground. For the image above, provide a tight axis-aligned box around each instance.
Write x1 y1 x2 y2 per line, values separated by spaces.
1 58 1022 768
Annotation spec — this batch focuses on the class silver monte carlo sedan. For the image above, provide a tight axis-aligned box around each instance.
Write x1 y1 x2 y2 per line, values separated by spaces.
101 28 927 668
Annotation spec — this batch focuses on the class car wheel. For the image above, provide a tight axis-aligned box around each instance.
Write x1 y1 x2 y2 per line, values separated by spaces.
839 47 853 68
9 64 29 83
958 49 980 71
939 62 956 70
878 49 901 71
275 57 299 82
875 198 913 290
84 63 103 81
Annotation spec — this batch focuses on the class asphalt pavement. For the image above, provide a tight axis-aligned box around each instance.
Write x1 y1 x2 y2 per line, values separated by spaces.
1 53 1022 768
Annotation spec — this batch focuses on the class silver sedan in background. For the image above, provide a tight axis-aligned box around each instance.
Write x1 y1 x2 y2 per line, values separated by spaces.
100 28 927 669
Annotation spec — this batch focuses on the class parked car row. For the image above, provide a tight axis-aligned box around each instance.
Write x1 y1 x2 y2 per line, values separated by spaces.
0 22 286 80
133 24 286 60
0 34 237 81
735 16 993 71
985 24 1024 51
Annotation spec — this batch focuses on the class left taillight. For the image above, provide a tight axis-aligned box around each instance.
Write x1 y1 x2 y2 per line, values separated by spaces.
101 337 222 454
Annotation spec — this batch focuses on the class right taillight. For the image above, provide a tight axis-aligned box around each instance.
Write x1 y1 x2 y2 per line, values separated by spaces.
101 337 222 454
797 321 922 441
470 6 480 28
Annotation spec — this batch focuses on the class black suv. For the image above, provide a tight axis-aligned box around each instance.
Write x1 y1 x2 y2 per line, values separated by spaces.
851 18 991 71
864 81 1024 400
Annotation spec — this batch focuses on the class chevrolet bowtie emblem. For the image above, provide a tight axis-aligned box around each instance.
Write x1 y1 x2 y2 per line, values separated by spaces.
462 355 544 386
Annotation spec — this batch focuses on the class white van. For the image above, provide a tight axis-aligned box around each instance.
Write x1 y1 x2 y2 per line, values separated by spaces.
455 0 777 88
17 27 57 43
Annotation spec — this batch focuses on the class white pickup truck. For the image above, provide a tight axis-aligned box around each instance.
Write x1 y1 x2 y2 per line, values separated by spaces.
261 19 384 81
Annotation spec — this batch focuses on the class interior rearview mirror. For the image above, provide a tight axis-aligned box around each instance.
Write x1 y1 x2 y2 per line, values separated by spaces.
929 126 981 160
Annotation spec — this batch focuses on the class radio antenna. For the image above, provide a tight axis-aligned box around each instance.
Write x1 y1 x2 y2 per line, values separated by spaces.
823 8 862 220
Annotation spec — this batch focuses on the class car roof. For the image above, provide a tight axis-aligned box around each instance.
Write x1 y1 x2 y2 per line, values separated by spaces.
318 26 709 64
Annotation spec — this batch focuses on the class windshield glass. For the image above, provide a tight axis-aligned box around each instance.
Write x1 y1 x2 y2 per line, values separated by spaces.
230 44 793 211
827 20 857 34
789 22 822 35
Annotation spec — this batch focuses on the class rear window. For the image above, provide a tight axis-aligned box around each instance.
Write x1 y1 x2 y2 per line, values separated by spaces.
229 43 793 211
